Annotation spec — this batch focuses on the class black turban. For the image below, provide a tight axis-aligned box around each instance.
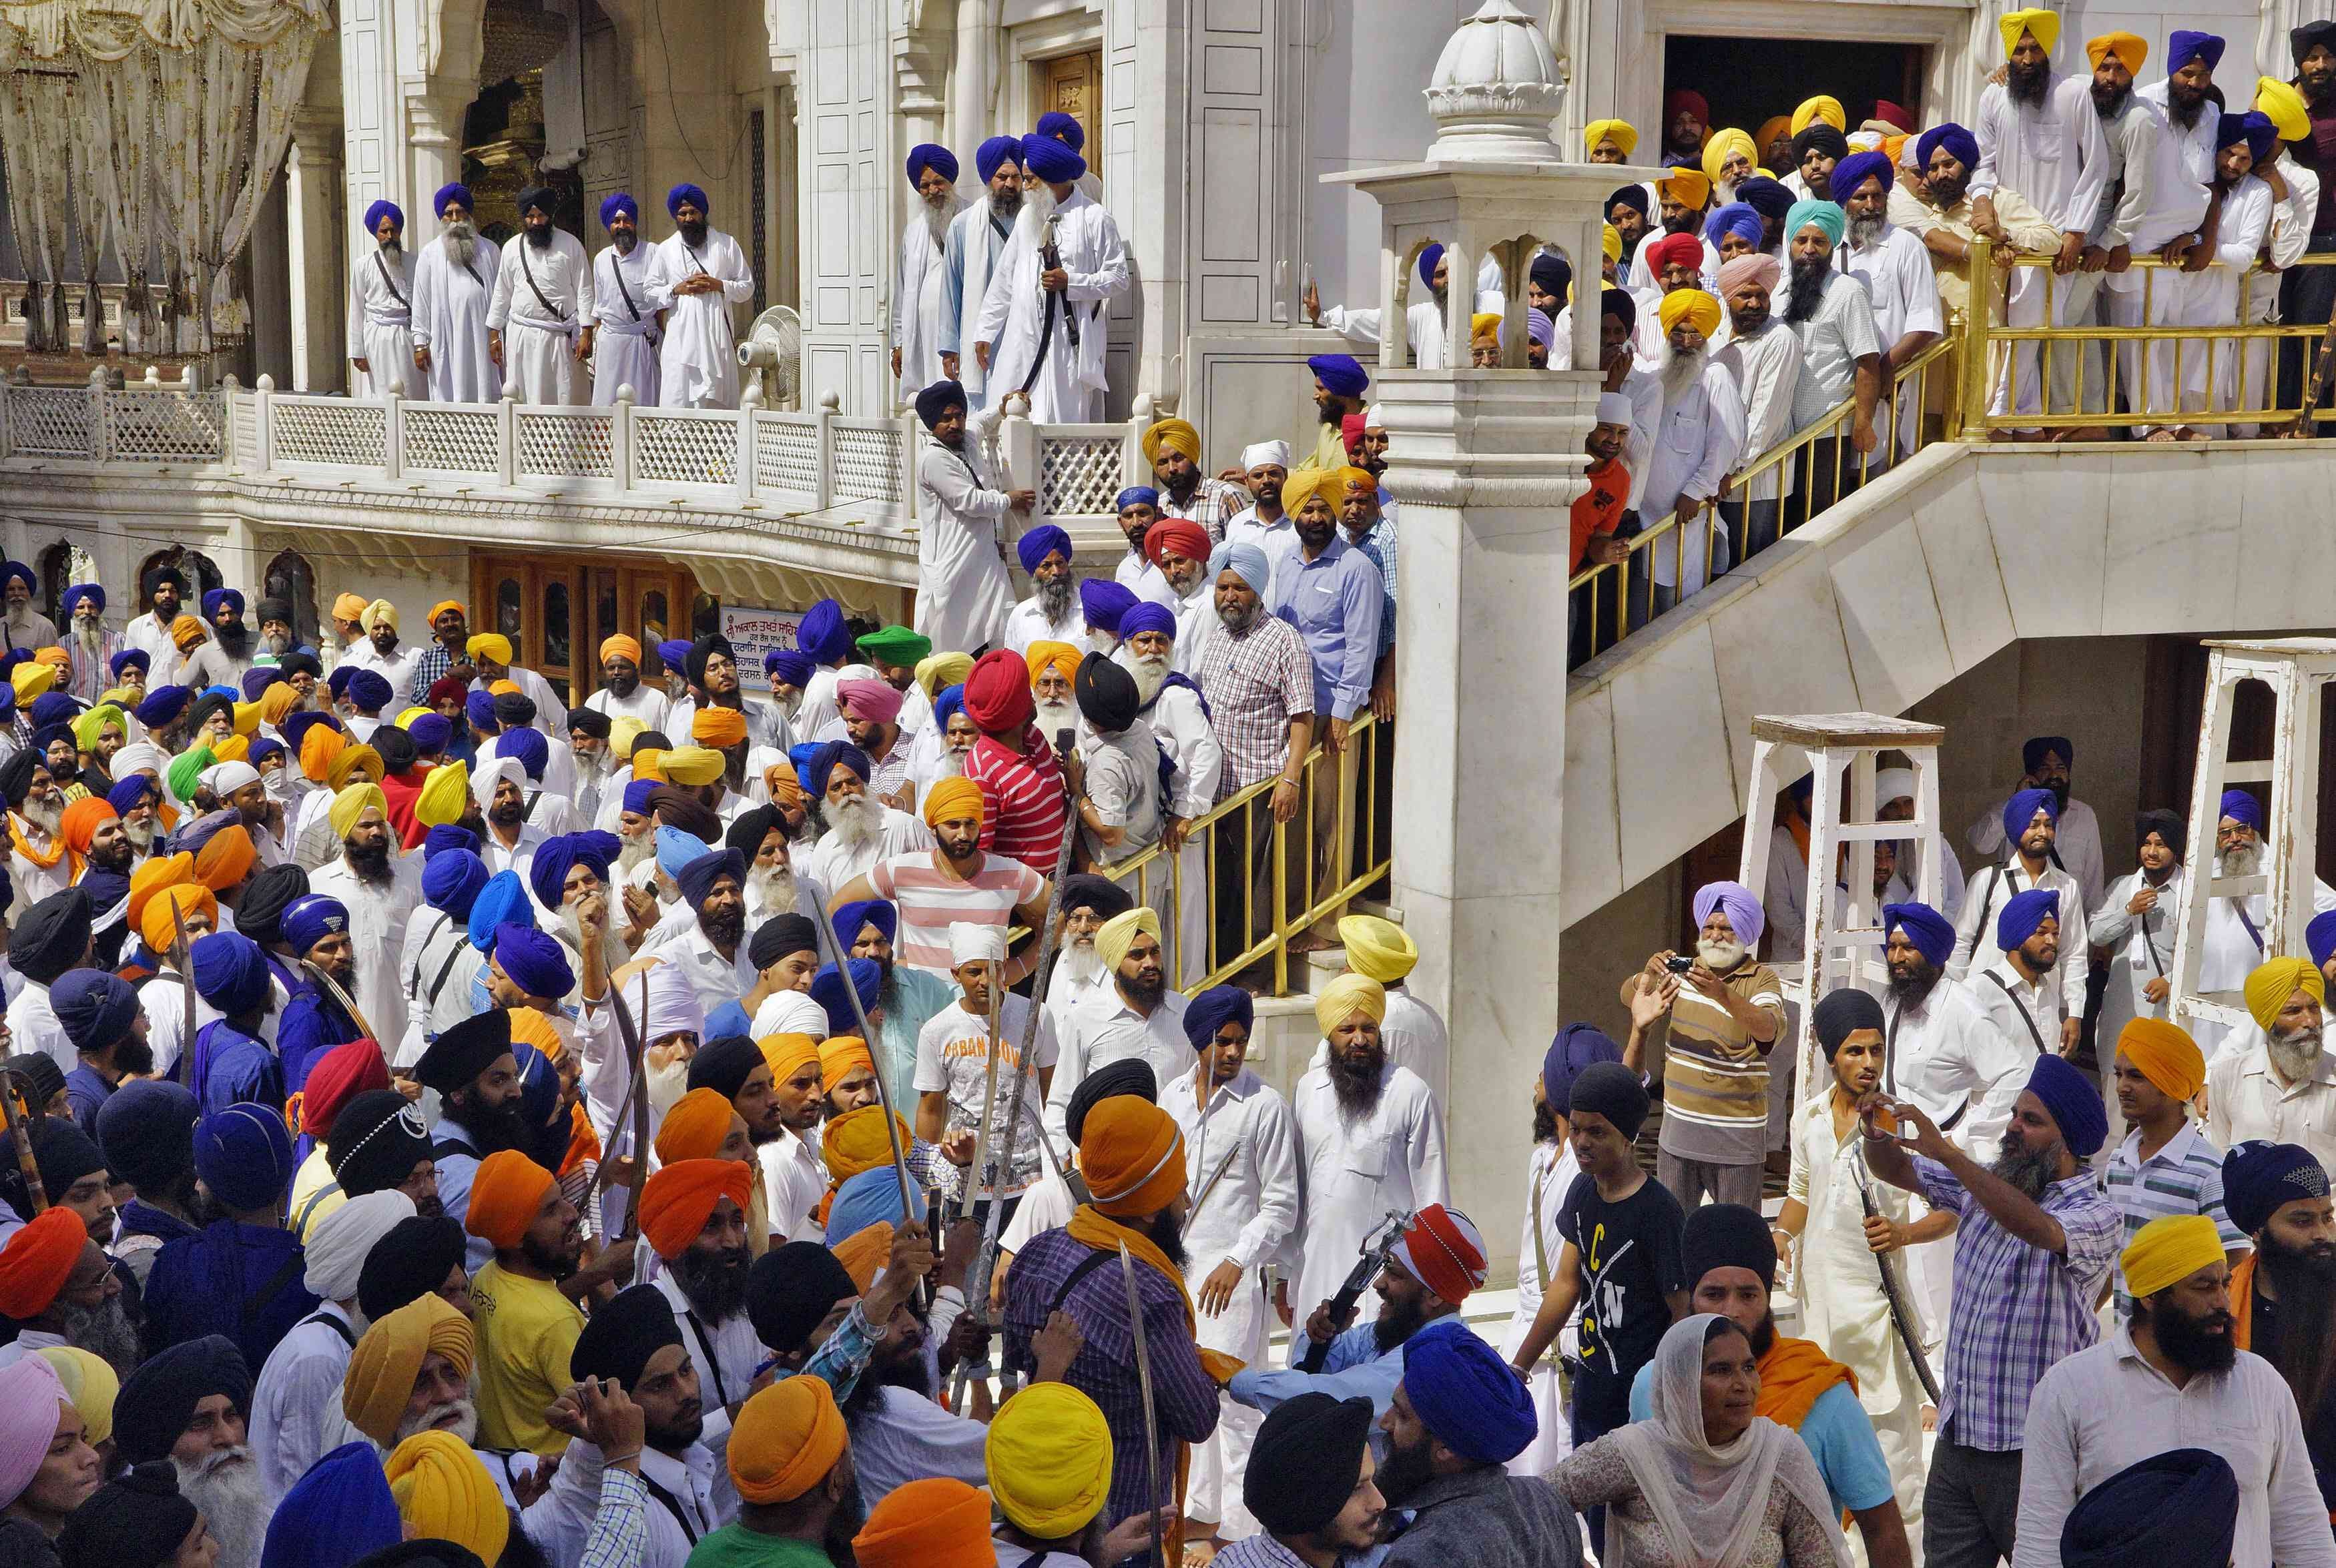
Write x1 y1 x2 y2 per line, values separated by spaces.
328 1090 434 1198
277 651 323 680
1811 988 1885 1060
184 693 234 738
1245 1394 1375 1534
411 1010 513 1096
113 1335 252 1466
1568 1060 1649 1140
684 634 736 689
2136 807 2186 860
570 1283 684 1389
647 786 723 846
11 887 93 984
914 380 968 432
688 1034 766 1102
54 1463 199 1568
1 1054 62 1117
725 804 786 861
254 598 290 626
1529 251 1572 304
1791 123 1850 167
96 1080 198 1190
351 1546 487 1568
372 725 418 775
0 747 41 807
492 691 536 731
2022 735 2073 774
358 1214 470 1320
749 912 820 971
1069 1058 1155 1145
1680 1201 1775 1294
1598 286 1637 338
515 185 556 218
2 1116 107 1209
236 863 311 949
1058 872 1133 921
567 706 611 740
1606 183 1650 220
747 1241 858 1354
1074 652 1139 735
141 566 186 597
2062 1448 2240 1568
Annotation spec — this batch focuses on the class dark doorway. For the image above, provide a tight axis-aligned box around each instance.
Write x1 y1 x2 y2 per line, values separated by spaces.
1662 37 1926 147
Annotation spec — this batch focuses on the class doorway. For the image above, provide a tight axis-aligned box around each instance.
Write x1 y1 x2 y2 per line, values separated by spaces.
471 553 711 711
1661 37 1925 145
1033 50 1102 171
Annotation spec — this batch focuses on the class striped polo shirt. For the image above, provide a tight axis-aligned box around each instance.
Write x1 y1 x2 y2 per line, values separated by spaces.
1655 959 1787 1166
965 730 1070 877
2104 1117 2248 1315
868 850 1045 977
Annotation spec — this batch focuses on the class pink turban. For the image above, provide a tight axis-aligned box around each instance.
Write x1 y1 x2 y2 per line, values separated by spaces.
836 678 904 727
1717 253 1781 296
0 1354 66 1507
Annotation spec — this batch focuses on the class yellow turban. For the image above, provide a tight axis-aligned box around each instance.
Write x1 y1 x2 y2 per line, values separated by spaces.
396 707 431 729
466 632 513 665
609 717 645 761
761 1034 822 1086
1025 641 1081 691
2120 1213 2227 1300
2248 957 2325 1032
170 616 208 653
1701 127 1756 186
655 1088 740 1165
386 1431 508 1565
1791 95 1845 134
2114 1017 2205 1102
916 651 974 699
416 760 468 827
230 700 261 737
327 744 384 791
600 633 643 665
2259 77 2311 143
819 1036 876 1087
139 884 216 959
1470 311 1502 348
822 1105 911 1184
2087 31 2146 71
729 1375 848 1505
923 775 984 829
344 1294 477 1446
632 747 666 784
660 745 726 787
1584 118 1639 157
333 593 370 623
328 782 388 841
1657 167 1712 210
35 1347 118 1447
1316 972 1387 1036
1659 288 1723 340
1337 915 1418 983
362 599 398 634
261 685 300 726
1140 417 1201 466
10 662 54 703
1095 906 1159 973
1999 7 2059 55
986 1383 1114 1539
71 705 123 754
1755 115 1794 156
212 735 250 765
1602 224 1623 264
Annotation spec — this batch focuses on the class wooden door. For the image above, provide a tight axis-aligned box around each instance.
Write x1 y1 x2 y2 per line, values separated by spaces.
1036 51 1101 173
472 553 703 710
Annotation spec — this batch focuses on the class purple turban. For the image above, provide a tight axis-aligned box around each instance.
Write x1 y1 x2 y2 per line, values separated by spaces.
1016 524 1074 576
1691 879 1765 947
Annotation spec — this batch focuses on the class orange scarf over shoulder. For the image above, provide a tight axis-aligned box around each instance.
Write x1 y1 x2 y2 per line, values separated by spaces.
9 813 74 877
2232 1250 2259 1351
1758 1335 1858 1430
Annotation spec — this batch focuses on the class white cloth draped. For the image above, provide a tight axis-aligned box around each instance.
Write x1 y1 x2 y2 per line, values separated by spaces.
411 232 505 402
645 227 752 409
974 189 1128 421
892 197 963 403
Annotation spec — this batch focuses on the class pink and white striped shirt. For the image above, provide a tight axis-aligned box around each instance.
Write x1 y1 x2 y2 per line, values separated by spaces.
868 850 1046 977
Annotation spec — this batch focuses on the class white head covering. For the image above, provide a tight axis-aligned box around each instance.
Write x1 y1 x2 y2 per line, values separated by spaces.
752 986 830 1042
948 920 1006 967
1239 440 1291 472
470 753 524 812
112 743 163 781
1873 768 1916 809
632 956 705 1044
1362 404 1385 431
1596 392 1637 426
1609 1315 1850 1568
303 1189 418 1303
200 761 260 798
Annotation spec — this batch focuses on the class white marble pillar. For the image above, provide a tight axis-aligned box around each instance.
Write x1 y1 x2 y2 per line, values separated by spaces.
406 86 472 216
286 107 348 392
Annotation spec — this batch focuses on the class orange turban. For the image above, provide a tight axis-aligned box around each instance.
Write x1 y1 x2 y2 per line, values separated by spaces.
818 1036 874 1087
822 1106 910 1184
463 1150 556 1250
427 600 464 625
653 1088 740 1165
129 853 196 931
762 758 806 812
760 1034 822 1087
1025 641 1080 691
170 615 208 652
59 797 115 857
32 646 68 673
2115 1016 2207 1102
692 707 748 749
343 1294 477 1446
639 1158 755 1260
1081 1096 1186 1218
832 1224 891 1290
261 683 300 727
600 635 643 665
729 1375 848 1505
922 776 983 829
193 824 256 893
139 884 216 957
508 1006 563 1062
327 744 384 790
302 725 346 783
0 1208 85 1318
854 1477 995 1568
333 593 370 623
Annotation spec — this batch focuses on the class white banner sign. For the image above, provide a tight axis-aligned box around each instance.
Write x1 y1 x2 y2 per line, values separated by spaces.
719 605 808 692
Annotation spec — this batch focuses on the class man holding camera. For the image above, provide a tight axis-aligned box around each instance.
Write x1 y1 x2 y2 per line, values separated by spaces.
1619 879 1787 1208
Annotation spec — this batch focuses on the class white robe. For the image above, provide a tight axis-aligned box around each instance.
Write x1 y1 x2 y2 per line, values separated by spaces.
1287 1059 1448 1341
893 197 965 403
974 189 1129 422
942 196 1015 404
591 242 663 406
645 228 753 409
349 245 423 399
487 228 595 406
410 232 507 403
307 852 425 1056
912 431 1016 655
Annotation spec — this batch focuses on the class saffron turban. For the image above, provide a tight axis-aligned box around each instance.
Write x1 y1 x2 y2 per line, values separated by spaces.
2259 77 2311 143
640 1158 755 1260
818 1035 876 1086
2225 1140 2330 1234
987 1383 1113 1539
1584 117 1637 156
2002 785 2060 841
1020 131 1085 185
330 782 388 841
731 1375 849 1504
1644 231 1703 276
1692 878 1766 945
1095 905 1159 972
2221 787 2265 830
1542 1022 1622 1113
2116 1017 2206 1102
1813 988 1885 1060
1307 352 1369 398
1791 94 1845 133
138 883 215 959
2088 31 2147 70
385 1431 507 1565
1015 524 1073 575
1081 1096 1185 1218
2062 1449 2241 1568
1391 1203 1488 1304
0 1354 67 1507
1337 913 1416 982
343 1294 475 1445
35 1347 116 1448
1918 123 1980 174
905 142 958 184
1996 887 2060 951
2247 955 2324 1030
59 795 115 857
667 182 709 217
974 134 1023 183
2028 1053 2108 1156
1315 972 1386 1036
1787 197 1846 248
1025 641 1081 694
654 1089 739 1166
462 1150 555 1250
836 677 902 726
1829 149 1895 202
963 647 1035 731
1141 417 1200 465
1999 6 2059 55
0 1206 85 1318
1400 1316 1538 1463
1656 167 1711 210
2122 1212 2226 1300
822 1107 911 1190
463 633 512 665
1717 252 1781 296
1658 288 1721 339
761 1034 821 1088
1703 202 1763 249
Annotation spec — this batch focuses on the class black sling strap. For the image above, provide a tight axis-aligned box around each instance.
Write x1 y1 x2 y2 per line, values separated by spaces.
1984 969 2052 1056
243 1249 310 1330
296 1308 358 1348
373 251 409 310
681 1307 732 1411
514 236 569 324
1048 1248 1117 1314
610 252 641 322
639 1473 703 1545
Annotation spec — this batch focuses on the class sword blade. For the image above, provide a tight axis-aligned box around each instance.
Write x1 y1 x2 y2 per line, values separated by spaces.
1117 1239 1168 1568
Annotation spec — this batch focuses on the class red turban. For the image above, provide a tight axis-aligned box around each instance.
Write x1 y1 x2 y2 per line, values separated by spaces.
963 648 1035 733
1645 232 1705 276
300 1039 392 1135
1144 517 1212 568
1665 88 1709 125
640 1158 755 1261
0 1208 85 1319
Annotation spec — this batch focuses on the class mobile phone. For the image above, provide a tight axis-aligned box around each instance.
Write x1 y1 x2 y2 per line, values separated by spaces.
1665 954 1696 974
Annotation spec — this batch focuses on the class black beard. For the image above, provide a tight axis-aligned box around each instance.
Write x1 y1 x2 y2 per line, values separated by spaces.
1888 958 1941 1007
679 219 709 248
2093 81 2132 119
2149 1295 2239 1373
111 1031 156 1078
1730 305 1769 334
1035 575 1075 619
346 837 392 881
2045 781 2072 812
214 621 250 654
1990 1132 2064 1199
1929 171 1970 207
457 1093 536 1156
1784 256 1829 324
490 803 525 827
1119 971 1167 1009
414 1191 446 1220
1376 1430 1436 1505
2168 89 2207 129
674 1244 752 1321
1145 1206 1188 1270
2008 60 2050 106
607 671 637 696
699 905 745 949
647 1410 705 1453
2265 1230 2336 1286
525 224 554 250
1374 1290 1429 1354
1328 1044 1386 1118
519 1228 579 1282
1532 1100 1559 1144
91 837 132 873
1747 1310 1777 1357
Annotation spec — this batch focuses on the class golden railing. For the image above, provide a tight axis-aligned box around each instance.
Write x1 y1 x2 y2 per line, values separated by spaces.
1089 711 1393 997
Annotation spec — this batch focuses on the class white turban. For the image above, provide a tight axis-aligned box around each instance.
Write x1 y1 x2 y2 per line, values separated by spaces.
1595 392 1636 426
948 920 1006 967
1362 404 1385 431
113 743 163 780
632 956 705 1044
470 754 523 812
753 986 828 1041
304 1188 417 1302
1240 440 1291 471
1875 768 1917 809
200 761 260 799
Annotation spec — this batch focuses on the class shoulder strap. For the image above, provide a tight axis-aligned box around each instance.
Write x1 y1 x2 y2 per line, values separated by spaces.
297 1308 358 1348
1047 1247 1117 1315
373 250 409 310
291 1182 342 1236
515 236 567 323
638 1473 703 1546
423 935 469 1012
1983 969 2051 1055
609 251 641 322
680 1306 732 1411
433 1133 479 1160
242 1246 310 1330
523 789 542 823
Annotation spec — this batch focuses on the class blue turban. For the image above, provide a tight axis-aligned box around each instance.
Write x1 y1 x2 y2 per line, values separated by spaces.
806 739 871 801
111 649 149 678
241 667 284 701
1306 353 1370 398
432 183 473 216
976 134 1024 183
282 711 340 753
52 968 140 1055
1035 110 1087 151
327 667 357 701
2167 29 2226 71
248 737 284 769
824 1163 912 1247
464 691 498 733
811 957 884 1034
260 1441 403 1568
2224 1140 2331 1234
766 648 814 687
797 599 854 665
599 191 637 229
906 143 959 184
1183 985 1254 1050
466 870 535 953
281 893 350 956
107 775 158 817
933 683 966 730
527 829 620 915
1020 132 1085 184
786 743 822 780
31 693 78 731
29 721 72 759
2309 911 2336 971
191 931 272 1016
1916 123 1980 174
1785 197 1846 248
0 560 32 592
2062 1449 2240 1568
1828 150 1895 204
834 897 897 946
1542 1022 1623 1115
1400 1316 1536 1463
499 725 549 782
676 845 746 909
655 825 713 881
2239 110 2282 166
1997 887 2061 951
2219 788 2265 831
667 182 709 218
657 637 695 671
1209 540 1271 595
1120 601 1177 643
135 686 194 727
1883 901 1956 968
408 713 452 753
346 669 392 712
1116 485 1161 513
2002 786 2060 843
59 583 102 618
362 200 404 236
2217 108 2257 149
422 823 479 860
1016 525 1074 576
493 923 573 999
1079 578 1137 637
1691 879 1765 947
621 778 659 817
1418 242 1445 290
194 1103 295 1213
422 847 490 921
2028 1051 2106 1155
1703 203 1763 248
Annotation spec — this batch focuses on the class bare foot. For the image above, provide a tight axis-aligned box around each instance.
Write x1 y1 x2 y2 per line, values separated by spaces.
2144 428 2180 443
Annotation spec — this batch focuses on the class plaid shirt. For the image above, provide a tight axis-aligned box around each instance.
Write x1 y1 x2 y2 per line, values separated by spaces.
1159 476 1252 544
1213 1537 1315 1568
579 1466 650 1568
1346 512 1398 659
2103 1118 2247 1316
408 639 459 702
1191 612 1314 797
1002 1226 1221 1529
1914 1155 2122 1451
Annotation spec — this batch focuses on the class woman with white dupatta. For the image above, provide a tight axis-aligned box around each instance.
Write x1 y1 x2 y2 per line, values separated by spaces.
1553 1314 1849 1568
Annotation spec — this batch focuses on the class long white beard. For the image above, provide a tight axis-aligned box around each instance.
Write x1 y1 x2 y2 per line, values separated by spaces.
1061 939 1105 986
575 750 607 786
73 621 103 658
647 1050 693 1124
770 689 802 725
934 748 967 779
176 1448 270 1568
24 798 62 837
1130 653 1170 707
122 815 157 851
2272 1024 2325 1083
830 791 882 849
445 222 478 270
1034 698 1078 737
748 860 796 919
1697 937 1746 971
394 1397 480 1447
1010 181 1061 251
618 833 654 873
1663 344 1708 400
2220 842 2263 879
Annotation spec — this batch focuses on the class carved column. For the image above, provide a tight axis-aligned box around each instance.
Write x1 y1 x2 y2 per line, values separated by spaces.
286 107 348 391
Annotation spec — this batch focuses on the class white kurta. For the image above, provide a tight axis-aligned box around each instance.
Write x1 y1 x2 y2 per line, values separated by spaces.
1965 792 2107 913
1501 1138 1579 1480
487 228 595 406
645 228 754 409
1287 1059 1448 1340
941 196 1015 404
349 246 423 399
893 198 966 401
592 242 663 406
974 190 1129 422
410 233 507 403
913 434 1017 655
306 852 425 1058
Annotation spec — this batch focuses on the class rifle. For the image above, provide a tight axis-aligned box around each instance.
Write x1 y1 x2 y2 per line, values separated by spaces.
1296 1210 1410 1373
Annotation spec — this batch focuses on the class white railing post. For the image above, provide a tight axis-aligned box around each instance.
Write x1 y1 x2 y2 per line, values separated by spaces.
499 382 520 487
896 411 918 522
814 390 838 513
736 383 760 502
1001 398 1039 522
218 376 241 472
255 374 276 472
1125 391 1155 487
613 386 637 491
383 382 405 482
88 368 109 462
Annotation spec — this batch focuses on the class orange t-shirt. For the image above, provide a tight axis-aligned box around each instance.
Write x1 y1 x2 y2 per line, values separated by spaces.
1570 458 1631 573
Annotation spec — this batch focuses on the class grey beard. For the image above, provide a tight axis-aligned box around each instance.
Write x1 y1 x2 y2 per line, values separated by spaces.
992 187 1025 219
378 238 403 259
934 747 966 778
1990 1134 2065 1200
1130 653 1170 705
559 905 630 975
1662 345 1707 400
73 621 104 656
1849 212 1885 248
175 1447 270 1568
748 860 795 915
262 630 291 655
1217 599 1261 634
1036 575 1076 621
445 222 479 270
23 797 63 837
613 230 638 255
2271 1023 2324 1083
829 790 882 849
2221 843 2263 879
1697 937 1746 971
394 1396 479 1447
1165 563 1203 599
122 814 157 851
618 834 654 873
1034 697 1078 737
647 1050 693 1125
1061 940 1105 985
63 1292 143 1378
